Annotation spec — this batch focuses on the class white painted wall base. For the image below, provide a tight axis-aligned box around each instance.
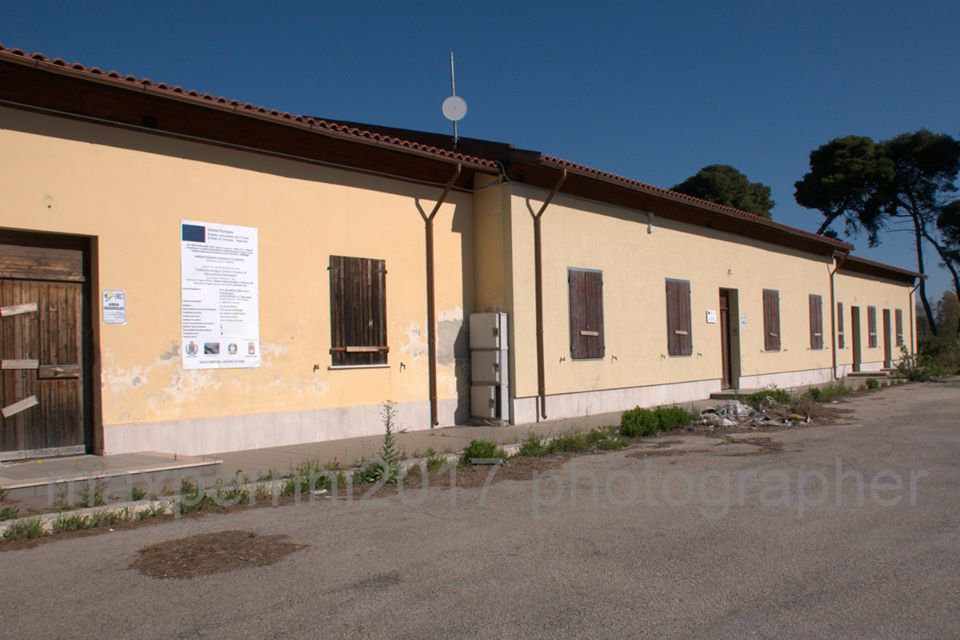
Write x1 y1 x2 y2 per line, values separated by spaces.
738 367 835 390
510 378 722 425
103 398 457 456
834 360 886 379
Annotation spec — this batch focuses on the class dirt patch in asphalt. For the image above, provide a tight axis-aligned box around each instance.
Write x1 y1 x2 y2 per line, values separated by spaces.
627 434 787 460
626 448 693 459
715 435 785 456
130 530 306 579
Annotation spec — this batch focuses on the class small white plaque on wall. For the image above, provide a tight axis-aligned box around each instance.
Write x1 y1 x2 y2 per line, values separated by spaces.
740 317 748 331
102 290 127 325
705 310 717 324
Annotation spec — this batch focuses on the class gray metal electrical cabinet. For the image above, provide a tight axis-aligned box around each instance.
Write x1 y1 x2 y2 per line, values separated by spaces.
469 312 507 350
469 312 509 422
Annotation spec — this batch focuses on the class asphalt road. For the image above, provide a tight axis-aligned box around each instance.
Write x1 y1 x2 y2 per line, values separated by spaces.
3 379 959 639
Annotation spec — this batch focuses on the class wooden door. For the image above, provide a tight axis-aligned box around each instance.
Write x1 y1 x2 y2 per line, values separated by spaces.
851 306 862 372
719 290 733 389
1 244 86 459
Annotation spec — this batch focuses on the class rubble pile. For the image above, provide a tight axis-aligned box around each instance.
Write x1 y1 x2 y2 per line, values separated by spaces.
699 397 811 430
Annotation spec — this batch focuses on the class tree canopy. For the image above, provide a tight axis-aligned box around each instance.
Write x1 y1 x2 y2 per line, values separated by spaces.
795 129 960 335
672 164 775 219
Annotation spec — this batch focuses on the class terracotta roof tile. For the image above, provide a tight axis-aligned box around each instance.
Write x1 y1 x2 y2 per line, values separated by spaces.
0 44 499 170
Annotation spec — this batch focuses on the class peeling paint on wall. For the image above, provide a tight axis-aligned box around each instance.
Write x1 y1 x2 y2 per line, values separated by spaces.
398 323 428 360
159 343 179 360
437 319 466 366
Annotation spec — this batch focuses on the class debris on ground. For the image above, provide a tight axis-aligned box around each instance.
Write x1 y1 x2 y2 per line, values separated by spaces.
699 397 813 431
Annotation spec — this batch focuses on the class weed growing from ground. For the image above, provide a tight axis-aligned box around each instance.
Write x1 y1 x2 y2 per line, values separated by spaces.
620 408 660 437
805 383 853 403
864 378 881 389
518 433 545 456
460 440 508 465
380 400 401 484
281 459 345 496
78 479 107 508
52 513 91 533
742 388 792 408
136 504 167 520
423 448 448 472
0 506 19 521
2 518 44 541
176 479 213 514
620 405 693 437
517 427 627 457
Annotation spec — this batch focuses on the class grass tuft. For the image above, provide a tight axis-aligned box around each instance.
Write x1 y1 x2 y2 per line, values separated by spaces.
804 383 853 402
0 506 20 521
460 440 508 465
423 448 448 473
2 517 45 541
741 388 792 408
620 405 693 438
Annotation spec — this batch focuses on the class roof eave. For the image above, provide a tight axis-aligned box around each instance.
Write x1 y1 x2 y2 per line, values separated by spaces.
509 154 851 257
838 256 922 285
0 47 500 179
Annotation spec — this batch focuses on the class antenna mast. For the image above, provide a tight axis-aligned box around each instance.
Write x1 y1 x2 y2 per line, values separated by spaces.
449 51 458 147
441 52 468 151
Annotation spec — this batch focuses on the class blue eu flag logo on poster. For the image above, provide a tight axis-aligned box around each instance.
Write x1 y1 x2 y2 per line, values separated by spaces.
182 224 206 243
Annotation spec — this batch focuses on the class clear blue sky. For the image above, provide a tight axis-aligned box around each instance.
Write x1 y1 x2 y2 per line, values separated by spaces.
3 1 957 298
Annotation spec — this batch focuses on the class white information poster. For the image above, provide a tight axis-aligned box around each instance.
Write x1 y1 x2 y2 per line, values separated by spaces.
181 220 260 369
102 290 127 324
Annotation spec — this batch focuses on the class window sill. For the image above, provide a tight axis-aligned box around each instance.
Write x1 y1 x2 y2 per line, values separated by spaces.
328 364 391 370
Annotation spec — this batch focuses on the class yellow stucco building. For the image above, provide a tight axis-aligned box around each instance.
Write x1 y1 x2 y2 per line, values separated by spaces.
0 46 918 459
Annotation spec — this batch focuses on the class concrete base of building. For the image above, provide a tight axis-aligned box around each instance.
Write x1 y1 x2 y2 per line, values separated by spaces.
103 398 458 456
510 378 723 425
835 360 886 379
738 366 836 390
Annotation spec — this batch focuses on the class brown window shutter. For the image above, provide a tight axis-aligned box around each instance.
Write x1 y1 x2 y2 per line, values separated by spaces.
666 279 692 356
569 269 604 359
763 289 781 351
895 309 903 346
329 255 388 366
808 294 823 350
837 302 845 349
867 306 877 348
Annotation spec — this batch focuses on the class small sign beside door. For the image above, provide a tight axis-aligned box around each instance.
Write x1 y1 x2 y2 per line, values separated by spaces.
705 310 717 324
102 290 126 325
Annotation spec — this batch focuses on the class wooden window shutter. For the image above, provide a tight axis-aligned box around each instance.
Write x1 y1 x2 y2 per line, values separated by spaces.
867 306 877 348
895 308 903 346
836 302 845 349
762 289 781 351
568 269 604 359
329 255 388 366
808 294 823 350
665 279 692 356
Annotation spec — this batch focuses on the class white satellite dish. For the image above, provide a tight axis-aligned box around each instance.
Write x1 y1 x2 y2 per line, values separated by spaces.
442 95 468 122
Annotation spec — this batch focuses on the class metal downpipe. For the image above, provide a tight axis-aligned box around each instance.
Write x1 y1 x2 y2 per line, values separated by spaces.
531 169 567 420
420 163 461 428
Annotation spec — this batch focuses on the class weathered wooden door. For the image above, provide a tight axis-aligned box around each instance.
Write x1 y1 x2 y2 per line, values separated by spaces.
719 290 733 389
1 244 86 459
